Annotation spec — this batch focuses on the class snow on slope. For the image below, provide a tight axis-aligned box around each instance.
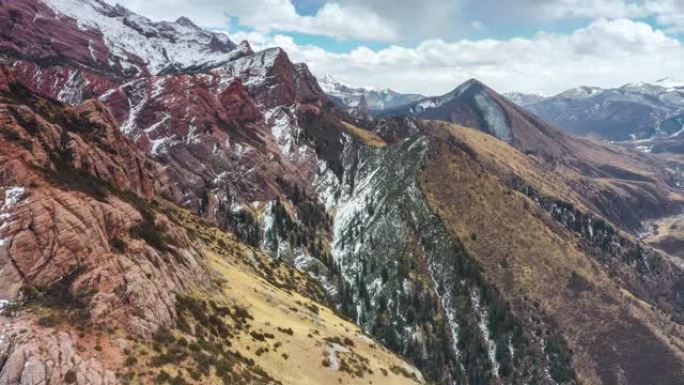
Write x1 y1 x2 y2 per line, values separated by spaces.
319 75 424 111
42 0 237 74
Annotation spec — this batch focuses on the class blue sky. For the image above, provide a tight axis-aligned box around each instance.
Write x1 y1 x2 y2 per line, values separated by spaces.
114 0 684 95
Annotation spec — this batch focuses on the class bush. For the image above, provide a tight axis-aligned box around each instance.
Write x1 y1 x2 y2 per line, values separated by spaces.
110 238 128 253
37 314 59 327
130 223 167 252
63 369 77 384
124 356 137 367
153 326 176 345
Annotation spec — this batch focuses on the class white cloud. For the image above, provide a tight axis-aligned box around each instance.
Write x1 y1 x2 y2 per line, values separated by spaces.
538 0 651 19
109 0 396 42
646 0 684 33
235 18 684 95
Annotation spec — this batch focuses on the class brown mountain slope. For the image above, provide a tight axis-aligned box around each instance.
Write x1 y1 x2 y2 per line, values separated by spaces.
0 66 424 385
418 123 684 385
381 79 683 232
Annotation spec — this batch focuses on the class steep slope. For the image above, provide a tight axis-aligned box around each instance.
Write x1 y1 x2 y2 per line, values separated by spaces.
509 80 684 141
417 124 684 385
379 79 684 232
0 65 425 385
0 0 350 297
315 132 573 385
1 0 238 77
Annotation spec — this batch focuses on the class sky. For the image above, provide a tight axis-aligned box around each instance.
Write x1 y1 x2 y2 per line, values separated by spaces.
109 0 684 96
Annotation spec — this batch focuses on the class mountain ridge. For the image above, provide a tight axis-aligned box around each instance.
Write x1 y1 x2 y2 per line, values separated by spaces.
1 1 684 385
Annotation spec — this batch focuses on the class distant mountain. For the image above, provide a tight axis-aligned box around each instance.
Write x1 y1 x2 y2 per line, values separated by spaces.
380 79 567 155
508 79 684 141
379 77 683 228
319 75 424 112
504 91 546 106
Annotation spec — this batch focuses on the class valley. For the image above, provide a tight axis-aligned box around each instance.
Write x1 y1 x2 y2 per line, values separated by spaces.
0 1 683 385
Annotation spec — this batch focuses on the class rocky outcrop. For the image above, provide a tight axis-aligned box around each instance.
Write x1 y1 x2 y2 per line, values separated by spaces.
0 65 207 383
0 0 110 72
0 323 119 385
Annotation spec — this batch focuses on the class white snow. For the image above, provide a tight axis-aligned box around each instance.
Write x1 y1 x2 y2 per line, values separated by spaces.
57 70 84 104
149 136 176 156
3 187 26 208
312 159 341 211
266 107 316 166
319 74 423 111
635 144 653 153
474 93 512 142
42 0 238 74
470 289 500 377
322 342 349 371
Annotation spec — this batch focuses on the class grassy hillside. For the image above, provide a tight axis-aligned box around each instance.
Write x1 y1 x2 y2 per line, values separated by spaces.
419 127 684 385
140 202 426 385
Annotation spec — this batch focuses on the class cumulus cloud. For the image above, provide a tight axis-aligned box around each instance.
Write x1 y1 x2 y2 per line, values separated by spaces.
646 0 684 33
234 19 684 95
108 0 397 41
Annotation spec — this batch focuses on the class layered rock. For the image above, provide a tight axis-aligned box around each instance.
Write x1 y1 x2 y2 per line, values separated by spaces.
0 66 210 384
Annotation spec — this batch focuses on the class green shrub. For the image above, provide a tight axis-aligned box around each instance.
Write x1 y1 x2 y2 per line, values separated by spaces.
124 356 137 367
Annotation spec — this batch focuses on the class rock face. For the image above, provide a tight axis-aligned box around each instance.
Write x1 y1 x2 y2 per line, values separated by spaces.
0 65 210 383
1 0 237 77
0 324 120 385
0 0 335 256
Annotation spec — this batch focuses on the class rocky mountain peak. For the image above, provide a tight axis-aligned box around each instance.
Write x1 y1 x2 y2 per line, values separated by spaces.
175 15 199 28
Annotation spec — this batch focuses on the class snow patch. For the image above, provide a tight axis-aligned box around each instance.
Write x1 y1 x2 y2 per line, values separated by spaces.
3 187 26 208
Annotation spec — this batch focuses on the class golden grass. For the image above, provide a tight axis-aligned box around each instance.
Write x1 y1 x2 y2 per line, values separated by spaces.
155 200 423 385
426 121 591 211
209 252 422 385
341 121 387 148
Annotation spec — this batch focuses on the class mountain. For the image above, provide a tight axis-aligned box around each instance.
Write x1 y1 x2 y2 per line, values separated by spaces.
319 75 424 112
503 91 546 106
2 1 684 385
380 78 683 230
508 80 684 141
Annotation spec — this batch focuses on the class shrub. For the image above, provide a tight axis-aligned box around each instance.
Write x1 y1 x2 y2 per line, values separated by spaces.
153 326 175 345
63 369 77 384
37 314 59 327
124 356 137 367
111 238 128 253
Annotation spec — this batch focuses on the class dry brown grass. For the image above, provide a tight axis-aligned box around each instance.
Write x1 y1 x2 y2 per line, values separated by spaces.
148 200 424 385
419 138 684 385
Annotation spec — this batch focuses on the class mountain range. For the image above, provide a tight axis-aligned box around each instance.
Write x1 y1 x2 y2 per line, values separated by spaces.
507 79 684 141
0 1 683 385
319 75 425 112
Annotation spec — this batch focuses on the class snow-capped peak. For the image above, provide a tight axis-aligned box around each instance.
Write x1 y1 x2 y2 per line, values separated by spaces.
654 77 684 90
41 0 238 75
318 74 424 111
557 86 603 99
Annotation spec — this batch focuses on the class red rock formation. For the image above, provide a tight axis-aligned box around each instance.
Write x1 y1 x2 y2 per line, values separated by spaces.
0 0 110 72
